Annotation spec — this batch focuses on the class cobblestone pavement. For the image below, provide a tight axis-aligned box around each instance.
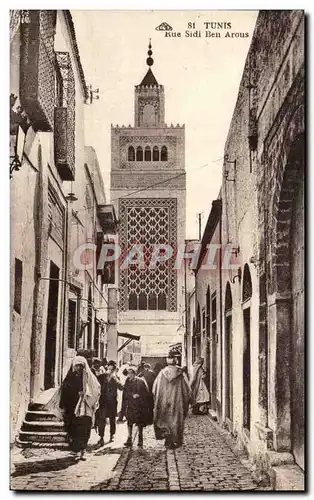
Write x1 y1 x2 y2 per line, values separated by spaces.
104 414 267 492
11 414 269 491
10 423 128 491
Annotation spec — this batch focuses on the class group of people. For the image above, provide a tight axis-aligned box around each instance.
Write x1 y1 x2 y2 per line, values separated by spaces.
45 353 210 459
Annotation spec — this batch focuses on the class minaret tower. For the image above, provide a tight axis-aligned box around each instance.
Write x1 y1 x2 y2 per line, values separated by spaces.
134 40 165 127
110 41 186 365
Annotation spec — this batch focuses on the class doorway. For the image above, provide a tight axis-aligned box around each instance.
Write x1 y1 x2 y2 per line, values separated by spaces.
211 293 217 411
87 285 92 349
44 262 59 390
225 283 233 421
243 307 251 432
205 287 211 398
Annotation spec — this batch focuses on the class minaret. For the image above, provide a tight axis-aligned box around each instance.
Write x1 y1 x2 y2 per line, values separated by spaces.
110 40 186 364
134 40 165 127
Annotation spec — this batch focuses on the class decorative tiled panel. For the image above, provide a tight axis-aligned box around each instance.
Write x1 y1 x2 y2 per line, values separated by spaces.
111 171 186 190
119 198 177 312
119 135 177 146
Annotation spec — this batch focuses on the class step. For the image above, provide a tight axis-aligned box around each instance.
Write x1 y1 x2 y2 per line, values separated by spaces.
19 430 68 444
15 437 69 450
271 464 304 491
21 420 65 433
25 410 61 423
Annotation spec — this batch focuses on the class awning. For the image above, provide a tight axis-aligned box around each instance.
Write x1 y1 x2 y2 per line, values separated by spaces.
117 331 140 353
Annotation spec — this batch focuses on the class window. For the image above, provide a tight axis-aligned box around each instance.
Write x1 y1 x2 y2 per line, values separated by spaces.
158 293 167 310
48 185 65 249
128 146 135 161
202 307 206 336
148 293 157 310
206 286 211 335
55 61 63 108
196 303 201 333
139 293 147 310
144 146 151 161
211 294 217 343
243 264 252 302
129 293 137 310
14 258 22 314
153 146 159 161
161 146 168 161
136 146 143 161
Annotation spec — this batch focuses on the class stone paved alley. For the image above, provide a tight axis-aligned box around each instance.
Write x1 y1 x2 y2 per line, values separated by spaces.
11 414 268 491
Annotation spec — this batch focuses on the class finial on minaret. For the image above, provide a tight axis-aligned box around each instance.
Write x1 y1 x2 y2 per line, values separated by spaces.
146 39 154 67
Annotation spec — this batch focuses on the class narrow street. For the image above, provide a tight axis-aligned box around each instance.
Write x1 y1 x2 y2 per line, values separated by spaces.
11 414 265 491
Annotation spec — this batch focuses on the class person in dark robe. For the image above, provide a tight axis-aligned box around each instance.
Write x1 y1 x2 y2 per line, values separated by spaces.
137 363 155 426
121 366 151 448
58 356 100 459
94 360 123 446
117 367 129 422
152 353 191 449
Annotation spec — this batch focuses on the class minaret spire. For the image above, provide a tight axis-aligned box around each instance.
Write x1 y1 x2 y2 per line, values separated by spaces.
146 39 154 67
139 38 158 86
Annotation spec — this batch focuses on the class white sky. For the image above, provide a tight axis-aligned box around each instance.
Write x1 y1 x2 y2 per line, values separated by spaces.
72 10 258 239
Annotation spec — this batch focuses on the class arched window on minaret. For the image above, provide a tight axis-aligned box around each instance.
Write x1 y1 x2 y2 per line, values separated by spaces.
144 146 151 161
161 146 168 161
153 146 159 161
136 146 143 161
128 146 135 161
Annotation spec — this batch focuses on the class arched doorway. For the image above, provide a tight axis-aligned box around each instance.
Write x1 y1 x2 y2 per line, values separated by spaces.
242 264 252 433
225 282 233 422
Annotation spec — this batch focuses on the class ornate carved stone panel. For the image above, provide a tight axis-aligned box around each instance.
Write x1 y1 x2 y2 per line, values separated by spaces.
119 198 177 312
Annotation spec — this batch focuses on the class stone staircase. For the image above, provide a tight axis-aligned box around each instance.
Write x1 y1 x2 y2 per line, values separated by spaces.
17 401 69 449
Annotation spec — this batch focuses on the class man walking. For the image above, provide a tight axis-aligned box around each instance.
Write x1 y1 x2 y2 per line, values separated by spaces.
95 360 123 446
137 362 155 427
152 353 191 449
121 366 151 448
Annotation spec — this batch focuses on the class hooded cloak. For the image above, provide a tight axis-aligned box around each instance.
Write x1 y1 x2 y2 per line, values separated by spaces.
152 364 191 446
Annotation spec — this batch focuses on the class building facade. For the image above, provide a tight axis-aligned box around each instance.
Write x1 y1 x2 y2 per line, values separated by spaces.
10 10 116 444
188 10 304 479
110 43 186 367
